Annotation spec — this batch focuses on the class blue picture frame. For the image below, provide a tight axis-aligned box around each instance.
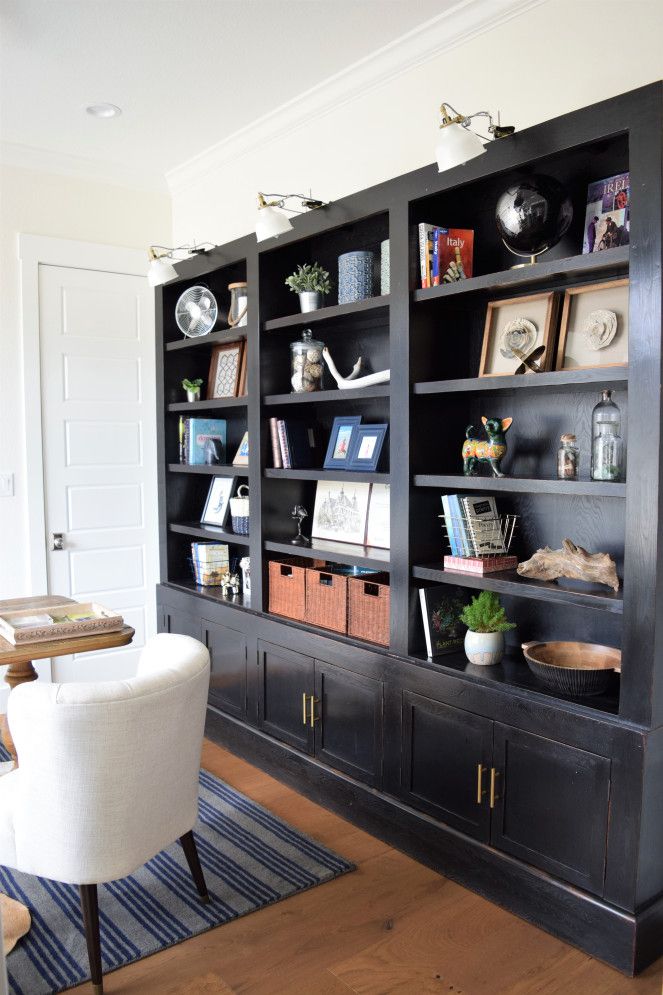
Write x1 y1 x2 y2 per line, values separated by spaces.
347 424 388 472
323 416 361 469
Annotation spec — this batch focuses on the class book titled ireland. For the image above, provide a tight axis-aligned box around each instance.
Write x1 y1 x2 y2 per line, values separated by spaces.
419 585 470 658
583 172 630 254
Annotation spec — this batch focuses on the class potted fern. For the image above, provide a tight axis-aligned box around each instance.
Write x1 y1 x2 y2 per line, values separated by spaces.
460 590 515 666
285 263 331 313
182 378 203 402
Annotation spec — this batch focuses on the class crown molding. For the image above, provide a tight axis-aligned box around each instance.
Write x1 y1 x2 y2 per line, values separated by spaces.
166 0 547 196
0 141 167 193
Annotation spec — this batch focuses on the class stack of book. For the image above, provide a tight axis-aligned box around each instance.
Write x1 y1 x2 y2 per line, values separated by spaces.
269 418 317 469
441 493 517 575
178 418 227 465
417 223 474 288
191 542 230 586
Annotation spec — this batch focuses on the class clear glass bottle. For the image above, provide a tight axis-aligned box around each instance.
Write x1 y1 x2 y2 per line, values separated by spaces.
557 433 579 480
228 281 248 327
591 389 624 482
290 329 325 393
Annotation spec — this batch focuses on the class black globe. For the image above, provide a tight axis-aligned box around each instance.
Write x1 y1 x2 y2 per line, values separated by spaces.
495 174 573 258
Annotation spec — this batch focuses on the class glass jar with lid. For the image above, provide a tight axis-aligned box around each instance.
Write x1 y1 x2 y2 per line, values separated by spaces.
591 389 625 481
290 329 325 392
557 433 579 480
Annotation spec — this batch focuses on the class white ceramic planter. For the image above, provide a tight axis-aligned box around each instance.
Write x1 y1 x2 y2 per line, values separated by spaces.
299 291 321 312
464 629 505 666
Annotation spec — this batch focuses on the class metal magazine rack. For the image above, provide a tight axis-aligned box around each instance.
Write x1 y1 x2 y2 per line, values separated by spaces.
439 512 519 574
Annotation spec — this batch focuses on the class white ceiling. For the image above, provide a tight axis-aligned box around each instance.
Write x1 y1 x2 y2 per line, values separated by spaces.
0 0 451 182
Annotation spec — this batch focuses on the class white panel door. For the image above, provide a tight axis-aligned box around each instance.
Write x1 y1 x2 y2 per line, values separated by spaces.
39 264 157 680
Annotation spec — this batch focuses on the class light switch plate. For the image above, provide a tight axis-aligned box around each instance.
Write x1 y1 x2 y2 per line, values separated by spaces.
0 473 14 496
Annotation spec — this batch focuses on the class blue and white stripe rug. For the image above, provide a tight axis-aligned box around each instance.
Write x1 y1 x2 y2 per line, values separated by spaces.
0 765 355 994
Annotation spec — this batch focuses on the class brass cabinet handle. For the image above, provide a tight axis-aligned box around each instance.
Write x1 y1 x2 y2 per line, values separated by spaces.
489 767 500 809
302 692 307 726
309 696 319 727
476 764 486 804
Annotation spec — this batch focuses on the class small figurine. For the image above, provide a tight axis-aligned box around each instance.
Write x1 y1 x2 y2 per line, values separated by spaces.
462 417 513 478
223 573 241 598
290 504 310 546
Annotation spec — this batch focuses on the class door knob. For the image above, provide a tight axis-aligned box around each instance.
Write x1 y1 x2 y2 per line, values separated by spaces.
51 532 65 551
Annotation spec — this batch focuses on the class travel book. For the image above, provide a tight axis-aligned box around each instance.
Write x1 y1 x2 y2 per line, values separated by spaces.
181 418 227 465
416 223 474 287
419 585 470 658
441 494 508 557
583 171 630 254
271 419 317 469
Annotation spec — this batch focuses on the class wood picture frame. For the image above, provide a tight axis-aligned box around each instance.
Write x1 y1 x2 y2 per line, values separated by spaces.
207 341 244 399
555 278 629 371
479 291 559 377
237 341 248 396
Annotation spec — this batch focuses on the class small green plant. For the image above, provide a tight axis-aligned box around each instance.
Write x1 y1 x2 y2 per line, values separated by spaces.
182 378 203 391
460 591 516 633
285 262 331 295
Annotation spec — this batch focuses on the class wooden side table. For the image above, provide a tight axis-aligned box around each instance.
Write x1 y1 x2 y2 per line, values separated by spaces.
0 596 134 764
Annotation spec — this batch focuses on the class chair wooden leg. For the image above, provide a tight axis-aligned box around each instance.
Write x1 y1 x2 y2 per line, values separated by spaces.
79 884 103 994
179 830 210 903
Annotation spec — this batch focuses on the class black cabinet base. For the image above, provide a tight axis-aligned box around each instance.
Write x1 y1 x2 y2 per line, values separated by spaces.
205 706 662 977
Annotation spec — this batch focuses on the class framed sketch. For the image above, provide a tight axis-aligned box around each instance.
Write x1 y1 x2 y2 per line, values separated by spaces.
366 483 390 549
479 291 559 377
207 341 244 399
347 424 388 472
232 431 249 466
201 476 234 527
312 480 371 545
323 416 361 470
556 278 629 370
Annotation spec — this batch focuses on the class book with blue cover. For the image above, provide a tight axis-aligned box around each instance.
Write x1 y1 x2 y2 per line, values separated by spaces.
186 418 227 465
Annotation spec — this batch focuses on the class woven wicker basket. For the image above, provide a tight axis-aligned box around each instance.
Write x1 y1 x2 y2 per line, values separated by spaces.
268 557 324 621
347 573 390 646
305 566 348 634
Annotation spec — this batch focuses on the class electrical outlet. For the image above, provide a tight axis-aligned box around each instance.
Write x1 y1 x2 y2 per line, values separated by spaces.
0 474 14 497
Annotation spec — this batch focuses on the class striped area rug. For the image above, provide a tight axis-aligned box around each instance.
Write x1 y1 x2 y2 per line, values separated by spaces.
0 764 355 994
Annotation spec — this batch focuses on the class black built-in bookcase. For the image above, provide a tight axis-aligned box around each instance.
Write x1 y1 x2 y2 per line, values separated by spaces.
156 83 663 973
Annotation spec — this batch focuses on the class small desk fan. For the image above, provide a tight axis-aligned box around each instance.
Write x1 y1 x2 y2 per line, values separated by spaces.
175 286 218 338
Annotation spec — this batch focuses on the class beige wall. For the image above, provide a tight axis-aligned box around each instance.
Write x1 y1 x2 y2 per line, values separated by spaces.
0 165 171 597
171 0 663 246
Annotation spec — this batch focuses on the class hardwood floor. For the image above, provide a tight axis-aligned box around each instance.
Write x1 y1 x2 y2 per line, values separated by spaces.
72 739 663 995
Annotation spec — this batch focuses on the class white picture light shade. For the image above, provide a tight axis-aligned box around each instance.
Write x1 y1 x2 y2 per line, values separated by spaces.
435 122 486 172
148 256 178 287
256 204 294 242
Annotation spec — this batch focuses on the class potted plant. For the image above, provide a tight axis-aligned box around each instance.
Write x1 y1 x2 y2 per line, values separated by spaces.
182 378 203 402
460 590 515 666
285 263 331 313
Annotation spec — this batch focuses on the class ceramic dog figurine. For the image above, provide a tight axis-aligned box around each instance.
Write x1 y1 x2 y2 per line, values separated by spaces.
462 416 513 477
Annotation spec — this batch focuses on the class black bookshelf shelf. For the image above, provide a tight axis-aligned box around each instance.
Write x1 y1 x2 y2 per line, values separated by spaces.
168 397 248 412
414 368 629 397
264 537 389 571
412 563 624 614
263 295 390 331
165 327 248 352
264 385 390 406
169 522 250 546
413 474 627 498
167 464 246 476
264 468 389 484
413 246 629 303
166 579 252 612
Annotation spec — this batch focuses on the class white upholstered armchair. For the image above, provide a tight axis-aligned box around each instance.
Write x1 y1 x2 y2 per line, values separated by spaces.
0 632 211 994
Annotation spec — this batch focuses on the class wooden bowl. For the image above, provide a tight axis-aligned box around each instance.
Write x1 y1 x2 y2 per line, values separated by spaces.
521 641 621 696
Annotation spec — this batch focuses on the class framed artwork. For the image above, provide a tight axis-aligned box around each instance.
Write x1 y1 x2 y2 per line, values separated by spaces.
323 416 361 470
201 476 234 528
232 431 249 466
311 480 371 545
237 342 248 396
366 483 390 549
556 278 629 370
207 341 244 399
347 424 388 472
479 291 559 377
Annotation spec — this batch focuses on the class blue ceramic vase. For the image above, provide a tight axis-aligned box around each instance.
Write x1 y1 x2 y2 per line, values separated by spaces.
338 251 374 305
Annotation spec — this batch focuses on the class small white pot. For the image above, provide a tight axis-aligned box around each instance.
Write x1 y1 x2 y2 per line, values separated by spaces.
299 291 321 312
186 389 200 403
464 629 505 666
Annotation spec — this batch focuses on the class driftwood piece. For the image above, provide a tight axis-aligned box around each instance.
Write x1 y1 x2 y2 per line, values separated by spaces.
517 538 620 592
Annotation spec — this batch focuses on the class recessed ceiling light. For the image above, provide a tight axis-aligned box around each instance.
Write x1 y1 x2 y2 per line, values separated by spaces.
86 103 122 119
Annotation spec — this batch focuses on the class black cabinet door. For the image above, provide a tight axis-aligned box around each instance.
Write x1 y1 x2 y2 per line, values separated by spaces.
203 620 247 719
258 640 314 754
314 661 382 787
400 691 493 841
491 724 611 896
161 607 201 640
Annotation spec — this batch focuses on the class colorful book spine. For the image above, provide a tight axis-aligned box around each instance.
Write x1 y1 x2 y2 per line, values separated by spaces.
447 493 471 557
277 419 291 468
269 417 283 468
432 228 440 286
418 223 436 288
441 494 459 556
179 416 186 464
